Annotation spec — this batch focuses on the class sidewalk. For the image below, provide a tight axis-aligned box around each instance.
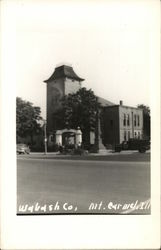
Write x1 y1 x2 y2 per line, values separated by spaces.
29 149 150 156
18 150 150 162
91 149 134 156
84 149 150 156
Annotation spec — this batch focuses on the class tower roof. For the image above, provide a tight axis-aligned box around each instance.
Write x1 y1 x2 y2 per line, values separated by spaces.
44 65 84 83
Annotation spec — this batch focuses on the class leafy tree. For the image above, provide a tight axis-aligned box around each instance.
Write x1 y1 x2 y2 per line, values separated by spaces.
16 97 42 144
58 87 100 146
137 104 150 139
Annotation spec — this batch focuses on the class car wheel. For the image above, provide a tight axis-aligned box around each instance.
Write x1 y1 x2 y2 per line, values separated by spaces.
139 148 146 153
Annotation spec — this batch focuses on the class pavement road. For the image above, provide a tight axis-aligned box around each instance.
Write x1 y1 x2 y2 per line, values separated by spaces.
17 153 150 215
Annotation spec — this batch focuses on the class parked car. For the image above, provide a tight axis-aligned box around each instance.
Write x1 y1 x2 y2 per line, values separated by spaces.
17 144 30 154
115 139 150 153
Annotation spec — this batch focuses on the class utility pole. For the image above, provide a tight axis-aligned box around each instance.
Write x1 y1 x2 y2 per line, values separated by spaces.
94 97 99 153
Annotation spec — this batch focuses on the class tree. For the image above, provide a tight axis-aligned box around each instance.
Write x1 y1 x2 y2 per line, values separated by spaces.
59 87 100 146
16 97 42 144
137 104 150 139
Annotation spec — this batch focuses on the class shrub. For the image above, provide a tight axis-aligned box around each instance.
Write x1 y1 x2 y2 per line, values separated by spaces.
73 148 88 155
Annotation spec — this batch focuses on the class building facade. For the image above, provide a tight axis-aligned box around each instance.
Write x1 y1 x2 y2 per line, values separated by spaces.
44 65 84 144
45 64 143 148
102 102 143 146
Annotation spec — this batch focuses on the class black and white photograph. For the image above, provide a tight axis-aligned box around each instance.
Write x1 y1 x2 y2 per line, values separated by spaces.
16 0 151 216
1 0 160 249
17 66 151 215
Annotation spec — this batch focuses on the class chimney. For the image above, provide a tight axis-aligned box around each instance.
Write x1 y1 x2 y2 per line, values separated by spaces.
120 100 123 106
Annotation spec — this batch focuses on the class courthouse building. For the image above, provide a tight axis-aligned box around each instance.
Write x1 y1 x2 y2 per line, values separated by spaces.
44 64 143 148
102 103 143 146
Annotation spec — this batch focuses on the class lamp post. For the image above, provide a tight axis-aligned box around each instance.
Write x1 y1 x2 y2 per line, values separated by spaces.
43 120 47 155
94 100 99 152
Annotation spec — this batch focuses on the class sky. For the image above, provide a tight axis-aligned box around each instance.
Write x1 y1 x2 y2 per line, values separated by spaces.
15 0 156 119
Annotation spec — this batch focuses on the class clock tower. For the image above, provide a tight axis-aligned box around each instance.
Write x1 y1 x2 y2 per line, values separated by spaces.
44 65 84 135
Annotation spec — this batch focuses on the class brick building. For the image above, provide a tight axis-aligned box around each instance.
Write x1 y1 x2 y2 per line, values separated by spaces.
102 102 143 147
44 64 143 148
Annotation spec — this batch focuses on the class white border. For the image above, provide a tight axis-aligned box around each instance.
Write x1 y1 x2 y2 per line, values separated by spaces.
0 0 160 249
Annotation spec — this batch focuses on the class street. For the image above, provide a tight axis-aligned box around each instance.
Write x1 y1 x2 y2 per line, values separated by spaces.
17 152 150 214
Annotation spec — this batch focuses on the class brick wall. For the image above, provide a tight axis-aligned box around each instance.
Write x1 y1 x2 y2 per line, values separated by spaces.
103 105 143 146
47 79 64 132
103 106 120 145
47 77 81 133
119 106 143 143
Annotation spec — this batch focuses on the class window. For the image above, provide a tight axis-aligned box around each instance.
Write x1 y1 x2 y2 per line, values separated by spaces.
123 114 126 126
110 120 113 127
128 131 130 140
137 115 140 126
134 115 137 126
127 114 130 126
49 135 54 142
134 132 137 138
138 132 140 139
124 131 127 141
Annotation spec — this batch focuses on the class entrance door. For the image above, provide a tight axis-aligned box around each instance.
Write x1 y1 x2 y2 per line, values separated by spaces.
62 132 75 147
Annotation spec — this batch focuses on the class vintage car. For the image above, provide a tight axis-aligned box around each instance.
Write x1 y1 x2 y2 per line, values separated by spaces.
17 144 30 154
115 139 150 153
